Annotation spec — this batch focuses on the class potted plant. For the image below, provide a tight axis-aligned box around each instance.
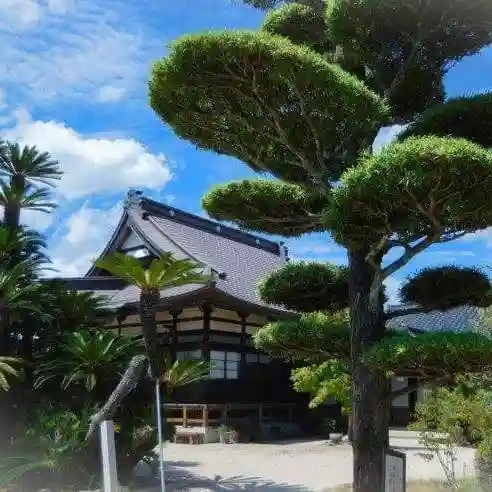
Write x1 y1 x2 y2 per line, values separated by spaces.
217 425 237 444
322 418 343 441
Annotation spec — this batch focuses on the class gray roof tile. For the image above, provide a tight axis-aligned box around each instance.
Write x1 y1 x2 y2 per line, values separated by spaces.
143 212 286 308
107 283 205 308
77 191 288 311
387 305 482 333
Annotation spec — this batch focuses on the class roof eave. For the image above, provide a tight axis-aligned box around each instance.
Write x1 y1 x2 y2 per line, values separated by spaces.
111 284 294 320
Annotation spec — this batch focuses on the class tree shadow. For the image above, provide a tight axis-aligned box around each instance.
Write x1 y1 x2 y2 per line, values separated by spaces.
145 461 313 491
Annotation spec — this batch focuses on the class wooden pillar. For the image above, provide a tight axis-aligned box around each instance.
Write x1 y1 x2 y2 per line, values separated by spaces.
200 303 213 362
202 405 209 427
116 311 128 337
237 312 249 369
408 377 418 421
183 405 188 427
169 309 182 361
221 404 229 425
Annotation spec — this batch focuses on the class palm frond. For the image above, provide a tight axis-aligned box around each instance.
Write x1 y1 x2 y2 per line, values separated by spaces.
0 356 22 391
34 330 143 392
95 253 148 287
161 359 211 394
0 182 56 214
95 252 211 291
0 142 61 186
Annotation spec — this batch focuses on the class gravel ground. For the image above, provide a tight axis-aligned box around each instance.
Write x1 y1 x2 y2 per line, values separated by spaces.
157 431 476 491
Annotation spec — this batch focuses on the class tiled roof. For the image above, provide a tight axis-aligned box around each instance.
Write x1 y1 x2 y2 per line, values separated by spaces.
81 190 288 313
387 305 482 333
106 284 207 309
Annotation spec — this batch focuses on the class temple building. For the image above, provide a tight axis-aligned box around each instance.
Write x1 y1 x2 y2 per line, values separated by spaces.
58 190 481 436
61 190 305 437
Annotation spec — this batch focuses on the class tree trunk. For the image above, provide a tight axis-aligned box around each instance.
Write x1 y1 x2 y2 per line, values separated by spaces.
140 290 164 379
3 175 24 230
348 248 390 492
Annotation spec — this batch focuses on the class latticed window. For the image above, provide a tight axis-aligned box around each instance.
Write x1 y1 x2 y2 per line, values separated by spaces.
209 351 240 379
245 353 271 364
176 350 202 361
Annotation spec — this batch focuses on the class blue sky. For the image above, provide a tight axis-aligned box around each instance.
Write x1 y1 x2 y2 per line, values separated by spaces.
0 0 491 303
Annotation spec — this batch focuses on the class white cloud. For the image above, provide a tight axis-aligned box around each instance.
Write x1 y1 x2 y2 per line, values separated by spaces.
97 86 127 103
48 203 122 277
164 194 176 205
46 0 72 14
4 110 172 199
288 236 347 263
0 0 43 27
463 228 492 247
384 276 402 305
21 209 54 231
0 0 157 106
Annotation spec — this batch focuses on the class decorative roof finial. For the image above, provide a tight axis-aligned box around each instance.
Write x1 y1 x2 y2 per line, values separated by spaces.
124 189 143 210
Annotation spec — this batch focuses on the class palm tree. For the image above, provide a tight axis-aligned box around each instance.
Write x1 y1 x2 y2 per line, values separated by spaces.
0 226 49 272
160 357 210 396
94 252 212 379
86 252 212 491
0 259 44 353
0 141 61 229
0 181 57 230
34 330 143 393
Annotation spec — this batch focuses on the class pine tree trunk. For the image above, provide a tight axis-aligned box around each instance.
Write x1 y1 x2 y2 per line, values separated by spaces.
348 248 390 492
140 289 164 379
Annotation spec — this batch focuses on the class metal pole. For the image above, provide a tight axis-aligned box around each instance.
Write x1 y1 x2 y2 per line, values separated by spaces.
100 421 119 492
155 379 166 492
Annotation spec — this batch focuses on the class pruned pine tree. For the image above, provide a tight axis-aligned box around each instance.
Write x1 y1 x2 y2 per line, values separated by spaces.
148 1 492 490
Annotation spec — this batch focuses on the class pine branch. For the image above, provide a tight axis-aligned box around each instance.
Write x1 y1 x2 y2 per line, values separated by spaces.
381 233 440 280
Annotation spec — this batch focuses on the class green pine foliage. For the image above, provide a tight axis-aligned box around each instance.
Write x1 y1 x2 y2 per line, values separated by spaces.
261 3 330 52
203 180 327 236
150 30 388 187
400 93 492 148
254 311 351 362
150 2 492 488
401 266 492 312
258 261 348 312
365 332 492 379
326 136 492 246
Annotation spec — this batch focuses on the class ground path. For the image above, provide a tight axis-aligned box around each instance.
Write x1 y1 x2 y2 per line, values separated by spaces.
157 430 476 491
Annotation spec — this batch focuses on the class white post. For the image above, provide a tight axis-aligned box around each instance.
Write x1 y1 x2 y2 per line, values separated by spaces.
100 420 119 492
156 380 166 492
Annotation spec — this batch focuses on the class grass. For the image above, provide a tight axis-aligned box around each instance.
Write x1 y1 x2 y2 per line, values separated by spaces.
323 478 483 491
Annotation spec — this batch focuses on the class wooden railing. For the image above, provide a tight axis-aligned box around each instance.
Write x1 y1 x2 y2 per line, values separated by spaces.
162 402 296 428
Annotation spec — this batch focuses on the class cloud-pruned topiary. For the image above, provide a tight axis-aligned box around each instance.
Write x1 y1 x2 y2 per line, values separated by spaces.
203 180 327 237
401 266 492 312
259 261 348 312
261 3 330 53
326 136 492 246
400 93 492 148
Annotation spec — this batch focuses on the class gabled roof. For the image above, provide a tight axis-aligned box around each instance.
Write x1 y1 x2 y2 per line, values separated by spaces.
81 190 289 314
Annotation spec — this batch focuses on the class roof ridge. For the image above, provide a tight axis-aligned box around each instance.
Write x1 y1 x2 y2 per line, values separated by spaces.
125 189 286 256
